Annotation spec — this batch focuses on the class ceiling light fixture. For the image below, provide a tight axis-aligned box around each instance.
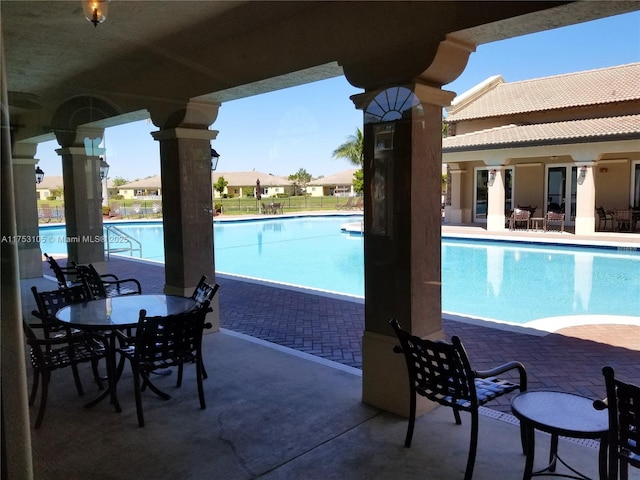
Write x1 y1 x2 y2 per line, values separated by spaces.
82 0 110 27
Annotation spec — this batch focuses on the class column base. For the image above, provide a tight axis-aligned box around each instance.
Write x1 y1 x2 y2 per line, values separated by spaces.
362 330 440 417
18 248 44 279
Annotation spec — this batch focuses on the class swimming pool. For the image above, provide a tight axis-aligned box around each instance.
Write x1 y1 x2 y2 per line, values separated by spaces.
39 216 640 327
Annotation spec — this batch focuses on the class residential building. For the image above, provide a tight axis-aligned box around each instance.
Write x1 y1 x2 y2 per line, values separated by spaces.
118 176 162 199
442 63 640 235
307 169 359 197
212 171 293 198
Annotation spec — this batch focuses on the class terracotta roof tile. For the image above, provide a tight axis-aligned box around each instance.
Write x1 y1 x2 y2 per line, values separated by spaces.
446 63 640 121
442 114 640 151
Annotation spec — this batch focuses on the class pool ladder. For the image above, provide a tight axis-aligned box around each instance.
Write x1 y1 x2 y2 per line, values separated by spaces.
104 225 142 260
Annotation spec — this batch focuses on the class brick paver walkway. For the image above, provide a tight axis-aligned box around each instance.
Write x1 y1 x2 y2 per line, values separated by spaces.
46 256 640 413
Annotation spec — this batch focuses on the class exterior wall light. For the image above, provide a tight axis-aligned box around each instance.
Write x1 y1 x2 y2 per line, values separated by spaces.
488 169 497 186
83 0 109 27
211 149 220 171
99 156 110 181
35 166 45 184
578 165 588 185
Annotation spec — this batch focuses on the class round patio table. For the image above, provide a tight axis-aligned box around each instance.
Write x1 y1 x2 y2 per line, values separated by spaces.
56 294 196 411
511 390 608 480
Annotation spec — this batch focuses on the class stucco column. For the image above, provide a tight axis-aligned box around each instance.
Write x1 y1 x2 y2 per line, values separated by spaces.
487 166 507 232
575 162 596 235
353 83 455 416
55 126 106 269
12 142 44 278
1 34 34 478
151 126 219 326
444 165 465 224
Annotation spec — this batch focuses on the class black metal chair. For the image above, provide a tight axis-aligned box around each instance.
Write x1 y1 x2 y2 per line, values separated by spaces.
190 275 220 310
72 262 141 299
43 253 79 289
594 366 640 480
187 276 219 380
23 319 107 428
389 319 527 480
116 302 211 427
31 284 105 387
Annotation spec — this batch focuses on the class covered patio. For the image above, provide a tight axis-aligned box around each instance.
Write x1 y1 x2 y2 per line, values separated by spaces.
23 270 615 480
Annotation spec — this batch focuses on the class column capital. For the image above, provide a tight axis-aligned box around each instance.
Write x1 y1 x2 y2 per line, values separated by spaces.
151 128 219 142
149 99 221 130
12 142 38 159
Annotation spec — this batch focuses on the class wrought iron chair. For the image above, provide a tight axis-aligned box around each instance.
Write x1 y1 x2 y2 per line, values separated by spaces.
30 285 104 388
43 253 79 289
72 262 141 299
594 366 640 480
187 275 219 379
23 318 107 428
389 319 527 480
116 302 211 427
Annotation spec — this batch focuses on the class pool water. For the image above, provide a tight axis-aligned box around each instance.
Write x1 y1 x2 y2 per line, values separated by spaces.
39 216 640 325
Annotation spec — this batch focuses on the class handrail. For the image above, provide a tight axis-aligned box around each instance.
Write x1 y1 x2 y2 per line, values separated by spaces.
104 225 142 260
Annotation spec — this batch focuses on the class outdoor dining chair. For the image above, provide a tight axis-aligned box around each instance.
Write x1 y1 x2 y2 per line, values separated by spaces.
23 318 107 428
509 209 531 231
188 275 219 379
116 302 211 427
72 262 141 299
597 206 615 231
389 319 527 480
544 211 565 232
594 366 640 480
44 253 79 289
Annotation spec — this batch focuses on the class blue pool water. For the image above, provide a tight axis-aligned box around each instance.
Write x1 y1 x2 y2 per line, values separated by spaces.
39 216 640 325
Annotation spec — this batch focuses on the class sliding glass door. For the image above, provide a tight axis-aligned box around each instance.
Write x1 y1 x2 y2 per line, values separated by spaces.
546 165 577 220
474 168 513 223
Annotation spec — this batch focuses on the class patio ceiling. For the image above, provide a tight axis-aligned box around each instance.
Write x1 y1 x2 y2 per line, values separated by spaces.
4 1 639 143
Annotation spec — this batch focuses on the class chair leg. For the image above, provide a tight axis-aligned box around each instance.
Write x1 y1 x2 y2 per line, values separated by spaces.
71 363 84 396
404 392 417 448
29 369 40 406
176 364 183 388
453 407 462 425
621 460 628 480
91 359 104 390
132 368 145 428
196 357 206 410
464 411 479 480
34 371 51 429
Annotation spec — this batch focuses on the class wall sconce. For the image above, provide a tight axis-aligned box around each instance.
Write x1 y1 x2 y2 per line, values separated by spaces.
578 165 587 185
82 0 110 27
488 169 497 186
35 166 45 184
211 149 220 171
99 156 110 181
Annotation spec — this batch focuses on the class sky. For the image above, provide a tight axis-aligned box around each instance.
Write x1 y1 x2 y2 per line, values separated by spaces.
35 10 639 182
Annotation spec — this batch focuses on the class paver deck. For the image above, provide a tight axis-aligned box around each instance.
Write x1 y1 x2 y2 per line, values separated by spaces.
41 224 640 414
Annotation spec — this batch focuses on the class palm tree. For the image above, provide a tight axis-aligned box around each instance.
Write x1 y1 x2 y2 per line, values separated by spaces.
332 128 363 166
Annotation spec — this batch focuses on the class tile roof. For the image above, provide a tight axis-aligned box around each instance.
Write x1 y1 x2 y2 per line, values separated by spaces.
442 114 640 152
446 63 640 122
309 169 358 186
212 171 291 186
119 175 161 188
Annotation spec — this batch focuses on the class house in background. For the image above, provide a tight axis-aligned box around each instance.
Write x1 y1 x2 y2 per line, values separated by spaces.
307 169 359 197
212 171 292 198
35 175 64 201
442 62 640 235
118 176 162 199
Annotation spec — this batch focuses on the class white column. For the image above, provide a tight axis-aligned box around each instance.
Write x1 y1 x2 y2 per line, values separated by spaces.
486 166 506 232
575 162 596 235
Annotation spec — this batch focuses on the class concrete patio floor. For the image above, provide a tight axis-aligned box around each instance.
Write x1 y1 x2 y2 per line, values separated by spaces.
26 315 605 480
